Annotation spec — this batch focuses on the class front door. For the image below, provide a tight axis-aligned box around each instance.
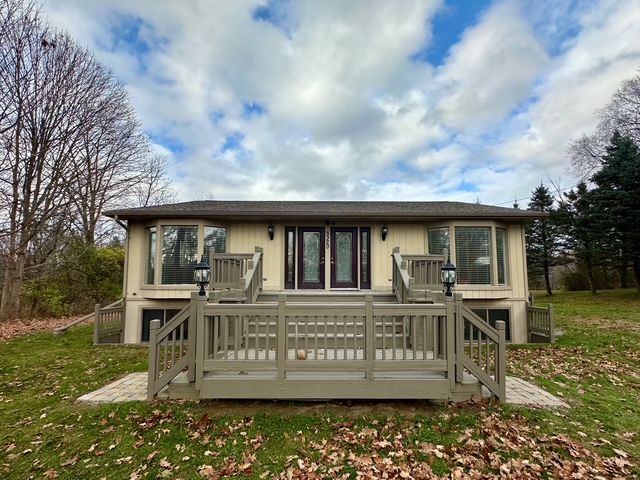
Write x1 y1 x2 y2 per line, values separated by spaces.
331 227 358 288
298 227 325 289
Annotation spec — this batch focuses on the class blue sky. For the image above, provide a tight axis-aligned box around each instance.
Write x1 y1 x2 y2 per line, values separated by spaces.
45 0 640 204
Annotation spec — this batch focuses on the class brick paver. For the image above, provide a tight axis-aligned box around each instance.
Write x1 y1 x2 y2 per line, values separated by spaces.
77 372 568 408
77 372 147 404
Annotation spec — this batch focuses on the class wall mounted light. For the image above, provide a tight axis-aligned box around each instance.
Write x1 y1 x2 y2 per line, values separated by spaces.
268 223 275 240
381 224 389 241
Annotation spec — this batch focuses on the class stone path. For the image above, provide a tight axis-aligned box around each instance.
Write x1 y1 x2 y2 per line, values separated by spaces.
77 372 147 404
77 372 567 408
506 376 568 408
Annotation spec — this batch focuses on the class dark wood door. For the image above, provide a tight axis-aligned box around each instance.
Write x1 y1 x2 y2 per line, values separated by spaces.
331 227 358 288
297 227 325 289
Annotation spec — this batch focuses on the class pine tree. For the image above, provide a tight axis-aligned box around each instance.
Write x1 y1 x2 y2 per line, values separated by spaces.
590 131 640 291
526 184 560 295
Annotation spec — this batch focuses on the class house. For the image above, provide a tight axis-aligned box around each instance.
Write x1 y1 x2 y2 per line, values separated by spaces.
102 200 550 401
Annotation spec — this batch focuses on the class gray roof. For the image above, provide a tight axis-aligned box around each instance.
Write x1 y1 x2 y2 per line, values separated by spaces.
104 200 545 221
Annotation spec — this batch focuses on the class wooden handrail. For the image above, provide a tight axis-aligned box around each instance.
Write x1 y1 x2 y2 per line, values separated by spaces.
527 303 555 343
53 299 122 336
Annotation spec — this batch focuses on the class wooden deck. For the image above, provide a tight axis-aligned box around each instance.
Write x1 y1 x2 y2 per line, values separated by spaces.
146 247 508 402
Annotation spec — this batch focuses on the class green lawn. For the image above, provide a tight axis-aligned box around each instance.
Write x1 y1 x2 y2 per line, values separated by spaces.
0 289 638 479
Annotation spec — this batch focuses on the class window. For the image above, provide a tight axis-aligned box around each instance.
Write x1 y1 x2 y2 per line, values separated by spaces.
455 227 491 285
427 227 449 255
360 227 371 289
141 308 183 342
285 227 296 289
161 226 198 284
203 226 227 263
471 308 511 341
496 228 508 285
145 227 156 284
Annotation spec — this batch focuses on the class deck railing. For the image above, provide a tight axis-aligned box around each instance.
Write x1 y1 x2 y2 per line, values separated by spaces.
210 253 253 290
243 247 264 304
93 300 125 344
392 247 445 302
196 295 453 390
455 294 506 401
403 254 445 290
527 303 555 343
147 302 192 399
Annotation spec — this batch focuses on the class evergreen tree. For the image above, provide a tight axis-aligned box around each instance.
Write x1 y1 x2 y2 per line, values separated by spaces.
558 183 603 295
590 132 640 291
526 184 560 295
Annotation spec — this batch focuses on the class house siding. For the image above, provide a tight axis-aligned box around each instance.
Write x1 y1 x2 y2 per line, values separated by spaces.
122 218 530 344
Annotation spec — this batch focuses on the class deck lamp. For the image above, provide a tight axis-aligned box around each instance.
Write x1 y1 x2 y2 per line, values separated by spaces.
268 223 275 240
441 261 456 297
381 224 389 241
193 256 210 296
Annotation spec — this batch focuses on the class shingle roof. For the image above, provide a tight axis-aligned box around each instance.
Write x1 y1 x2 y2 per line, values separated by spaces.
104 200 545 221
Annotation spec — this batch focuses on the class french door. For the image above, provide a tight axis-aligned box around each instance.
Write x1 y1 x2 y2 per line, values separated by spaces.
297 227 325 289
285 226 371 289
330 227 358 288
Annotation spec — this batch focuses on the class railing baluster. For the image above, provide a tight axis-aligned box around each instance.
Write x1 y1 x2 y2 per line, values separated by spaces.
411 315 417 360
343 315 348 360
402 316 407 360
392 317 397 360
314 315 319 360
382 315 386 360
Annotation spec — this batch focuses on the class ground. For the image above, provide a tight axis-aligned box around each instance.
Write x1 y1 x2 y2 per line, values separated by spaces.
0 289 638 479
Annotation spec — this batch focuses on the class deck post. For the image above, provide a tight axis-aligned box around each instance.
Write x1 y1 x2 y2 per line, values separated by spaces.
147 319 161 400
93 303 101 345
496 320 507 401
453 293 464 383
445 296 455 391
187 292 198 382
277 293 286 381
365 295 374 380
548 304 555 344
194 292 206 391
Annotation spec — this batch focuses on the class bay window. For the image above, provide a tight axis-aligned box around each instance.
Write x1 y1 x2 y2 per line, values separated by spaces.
427 227 449 256
143 223 227 285
455 227 491 285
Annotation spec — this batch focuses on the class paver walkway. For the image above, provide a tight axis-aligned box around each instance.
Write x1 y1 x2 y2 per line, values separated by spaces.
77 372 568 408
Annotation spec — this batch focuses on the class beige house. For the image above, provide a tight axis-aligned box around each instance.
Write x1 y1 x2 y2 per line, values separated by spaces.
100 200 551 401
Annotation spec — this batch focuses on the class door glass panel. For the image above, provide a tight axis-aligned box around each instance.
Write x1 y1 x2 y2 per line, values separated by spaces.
303 232 320 282
286 229 295 287
335 232 353 282
360 229 369 287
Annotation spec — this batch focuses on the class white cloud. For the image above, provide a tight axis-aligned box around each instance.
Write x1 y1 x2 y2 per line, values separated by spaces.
42 0 640 205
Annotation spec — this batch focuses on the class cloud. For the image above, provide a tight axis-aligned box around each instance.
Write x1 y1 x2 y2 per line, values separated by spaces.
42 0 640 205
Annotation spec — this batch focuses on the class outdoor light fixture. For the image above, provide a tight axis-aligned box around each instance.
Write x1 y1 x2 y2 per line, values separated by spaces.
193 256 211 297
268 223 275 240
441 260 457 297
381 224 389 241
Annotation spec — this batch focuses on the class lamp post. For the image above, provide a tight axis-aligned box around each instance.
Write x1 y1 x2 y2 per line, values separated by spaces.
441 260 457 297
193 256 211 297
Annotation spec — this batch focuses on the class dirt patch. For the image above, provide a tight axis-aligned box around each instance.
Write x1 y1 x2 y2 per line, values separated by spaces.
572 316 640 334
0 315 86 341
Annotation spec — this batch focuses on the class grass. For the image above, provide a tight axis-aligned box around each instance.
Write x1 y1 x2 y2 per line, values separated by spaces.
0 289 638 478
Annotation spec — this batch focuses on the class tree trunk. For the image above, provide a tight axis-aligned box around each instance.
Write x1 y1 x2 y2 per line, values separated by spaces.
587 260 598 295
543 259 552 296
619 263 629 288
0 260 16 319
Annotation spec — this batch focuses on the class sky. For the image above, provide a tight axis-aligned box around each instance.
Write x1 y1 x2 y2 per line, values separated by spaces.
44 0 640 206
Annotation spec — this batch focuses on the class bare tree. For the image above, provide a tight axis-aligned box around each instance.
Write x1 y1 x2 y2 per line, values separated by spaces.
128 154 176 207
569 70 640 177
67 69 150 244
0 1 127 318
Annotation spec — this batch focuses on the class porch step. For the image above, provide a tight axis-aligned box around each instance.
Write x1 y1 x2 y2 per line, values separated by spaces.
157 372 200 400
256 291 398 304
198 370 481 401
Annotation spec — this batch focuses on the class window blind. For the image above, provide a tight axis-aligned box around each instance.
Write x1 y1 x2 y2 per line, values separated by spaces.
204 226 227 263
455 227 491 285
145 227 156 284
161 226 198 284
496 228 507 285
428 227 450 255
